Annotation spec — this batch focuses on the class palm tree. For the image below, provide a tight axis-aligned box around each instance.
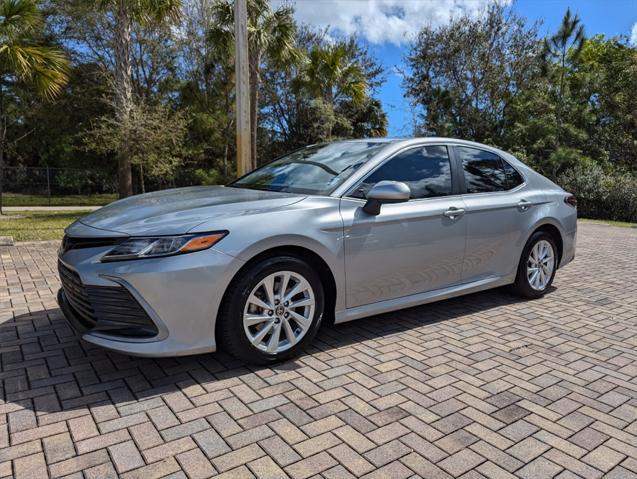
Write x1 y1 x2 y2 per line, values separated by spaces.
304 42 368 139
0 0 69 214
91 0 181 197
209 0 299 170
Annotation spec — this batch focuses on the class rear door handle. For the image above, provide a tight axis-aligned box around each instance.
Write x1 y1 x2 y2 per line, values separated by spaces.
517 200 532 211
443 207 465 219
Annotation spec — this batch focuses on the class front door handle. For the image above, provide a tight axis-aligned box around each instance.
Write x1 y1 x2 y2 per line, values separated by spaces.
517 199 532 211
443 207 465 220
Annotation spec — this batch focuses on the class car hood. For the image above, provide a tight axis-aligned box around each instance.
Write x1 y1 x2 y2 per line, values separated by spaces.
73 186 306 236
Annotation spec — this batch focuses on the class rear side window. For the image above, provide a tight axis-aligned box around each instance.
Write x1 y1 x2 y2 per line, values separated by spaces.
503 161 524 189
458 147 509 193
351 145 453 199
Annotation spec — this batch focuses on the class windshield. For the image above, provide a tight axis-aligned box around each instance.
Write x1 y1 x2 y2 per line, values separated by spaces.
229 141 390 195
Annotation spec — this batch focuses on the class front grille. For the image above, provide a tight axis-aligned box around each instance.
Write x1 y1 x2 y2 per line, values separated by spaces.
58 261 96 330
58 261 158 338
60 235 122 255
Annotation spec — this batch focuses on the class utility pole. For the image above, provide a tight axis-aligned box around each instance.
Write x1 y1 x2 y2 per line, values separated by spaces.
234 0 251 177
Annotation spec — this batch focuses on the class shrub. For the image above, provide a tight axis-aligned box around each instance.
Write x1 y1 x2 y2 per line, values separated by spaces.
558 164 637 222
194 168 222 186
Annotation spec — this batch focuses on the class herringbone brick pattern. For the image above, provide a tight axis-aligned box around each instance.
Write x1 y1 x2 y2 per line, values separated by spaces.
1 222 636 478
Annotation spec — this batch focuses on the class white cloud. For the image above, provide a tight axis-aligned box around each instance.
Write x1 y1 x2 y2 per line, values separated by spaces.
275 0 509 46
631 22 637 46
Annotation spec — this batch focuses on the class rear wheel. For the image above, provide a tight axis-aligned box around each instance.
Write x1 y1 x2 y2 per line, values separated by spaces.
512 231 558 299
218 256 324 364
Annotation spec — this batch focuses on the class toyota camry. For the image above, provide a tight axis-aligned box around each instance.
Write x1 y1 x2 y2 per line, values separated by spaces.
58 138 577 363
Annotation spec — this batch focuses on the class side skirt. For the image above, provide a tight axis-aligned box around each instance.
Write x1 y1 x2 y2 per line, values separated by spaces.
334 275 513 324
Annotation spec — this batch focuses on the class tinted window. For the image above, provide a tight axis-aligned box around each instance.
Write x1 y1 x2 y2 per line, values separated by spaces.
458 147 508 193
503 161 524 189
230 141 390 195
352 145 452 199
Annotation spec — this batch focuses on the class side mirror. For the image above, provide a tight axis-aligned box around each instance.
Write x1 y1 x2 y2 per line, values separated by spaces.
363 180 411 215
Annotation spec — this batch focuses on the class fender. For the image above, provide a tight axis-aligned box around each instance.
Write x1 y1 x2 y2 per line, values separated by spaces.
225 233 346 313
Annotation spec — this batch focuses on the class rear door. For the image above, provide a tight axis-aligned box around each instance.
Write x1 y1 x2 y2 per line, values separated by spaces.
341 144 467 308
454 145 530 282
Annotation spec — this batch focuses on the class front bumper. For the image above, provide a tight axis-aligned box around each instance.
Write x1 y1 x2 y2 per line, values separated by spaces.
57 241 244 357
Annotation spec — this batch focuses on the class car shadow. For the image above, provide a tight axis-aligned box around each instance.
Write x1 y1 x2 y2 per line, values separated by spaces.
3 285 555 416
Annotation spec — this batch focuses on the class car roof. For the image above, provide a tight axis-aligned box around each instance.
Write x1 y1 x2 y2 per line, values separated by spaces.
334 137 513 159
336 137 501 149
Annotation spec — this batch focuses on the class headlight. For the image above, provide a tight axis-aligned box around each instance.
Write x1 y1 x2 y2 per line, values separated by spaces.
101 232 227 262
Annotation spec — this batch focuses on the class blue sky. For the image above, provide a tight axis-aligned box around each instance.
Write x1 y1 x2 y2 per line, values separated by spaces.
284 0 637 136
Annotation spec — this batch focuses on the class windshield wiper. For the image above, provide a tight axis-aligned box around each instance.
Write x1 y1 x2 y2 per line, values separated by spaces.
282 160 339 176
227 184 274 192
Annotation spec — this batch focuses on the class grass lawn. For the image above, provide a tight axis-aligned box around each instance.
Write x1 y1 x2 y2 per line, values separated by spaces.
0 211 91 242
579 218 636 228
2 193 117 207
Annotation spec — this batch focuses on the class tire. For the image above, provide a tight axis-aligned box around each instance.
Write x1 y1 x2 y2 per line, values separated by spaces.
217 256 325 364
511 231 558 299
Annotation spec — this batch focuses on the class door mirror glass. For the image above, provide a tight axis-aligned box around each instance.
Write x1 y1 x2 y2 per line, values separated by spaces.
363 181 410 215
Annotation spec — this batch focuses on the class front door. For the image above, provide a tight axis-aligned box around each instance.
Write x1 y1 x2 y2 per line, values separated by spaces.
340 145 467 308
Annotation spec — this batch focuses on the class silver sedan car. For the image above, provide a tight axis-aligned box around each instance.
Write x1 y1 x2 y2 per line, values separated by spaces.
58 138 577 363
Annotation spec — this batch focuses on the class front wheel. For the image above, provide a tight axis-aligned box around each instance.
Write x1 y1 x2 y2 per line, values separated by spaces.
512 232 558 299
217 256 324 364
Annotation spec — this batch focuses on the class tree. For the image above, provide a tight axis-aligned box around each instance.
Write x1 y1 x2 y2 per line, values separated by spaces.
404 4 541 144
179 0 236 181
260 28 386 156
0 0 69 213
303 42 366 139
85 102 188 193
578 36 637 171
542 7 586 145
86 0 181 197
505 11 594 178
208 0 300 169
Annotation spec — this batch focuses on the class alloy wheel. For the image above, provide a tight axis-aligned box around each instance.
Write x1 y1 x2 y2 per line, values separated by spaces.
243 271 316 353
526 239 555 291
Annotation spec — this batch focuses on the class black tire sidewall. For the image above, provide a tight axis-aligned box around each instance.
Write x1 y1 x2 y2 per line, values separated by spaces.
514 232 558 298
221 256 324 364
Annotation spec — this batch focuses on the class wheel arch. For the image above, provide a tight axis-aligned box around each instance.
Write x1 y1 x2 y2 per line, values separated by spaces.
215 244 339 343
528 221 564 266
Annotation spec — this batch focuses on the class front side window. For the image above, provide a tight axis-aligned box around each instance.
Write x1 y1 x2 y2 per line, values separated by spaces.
229 141 390 195
350 145 453 200
458 147 508 193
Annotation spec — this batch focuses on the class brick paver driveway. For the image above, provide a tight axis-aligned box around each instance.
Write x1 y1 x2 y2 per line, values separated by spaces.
1 222 636 479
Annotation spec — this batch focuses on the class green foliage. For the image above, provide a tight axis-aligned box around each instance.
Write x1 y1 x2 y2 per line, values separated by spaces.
0 0 69 99
10 62 111 170
405 4 636 221
194 168 222 186
260 28 387 157
405 4 541 143
208 0 302 167
558 164 637 222
0 0 69 194
84 102 188 190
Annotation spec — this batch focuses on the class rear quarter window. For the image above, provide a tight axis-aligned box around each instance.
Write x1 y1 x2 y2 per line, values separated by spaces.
457 146 523 193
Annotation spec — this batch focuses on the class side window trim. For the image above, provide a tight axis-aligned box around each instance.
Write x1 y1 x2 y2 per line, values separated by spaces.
345 143 456 201
451 145 525 194
448 144 464 195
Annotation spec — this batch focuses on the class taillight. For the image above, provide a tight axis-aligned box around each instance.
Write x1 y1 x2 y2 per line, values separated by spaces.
564 195 577 207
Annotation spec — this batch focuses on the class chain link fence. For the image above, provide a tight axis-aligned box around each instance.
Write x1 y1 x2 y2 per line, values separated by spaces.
0 166 118 209
0 166 218 211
